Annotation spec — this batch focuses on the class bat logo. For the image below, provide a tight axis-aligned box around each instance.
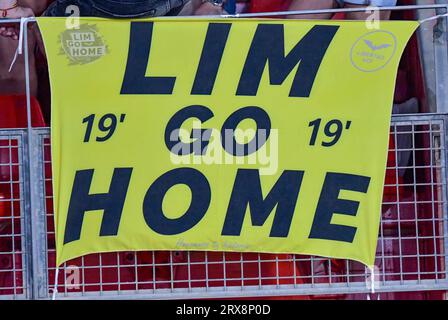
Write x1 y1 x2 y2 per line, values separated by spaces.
351 31 397 72
364 40 391 51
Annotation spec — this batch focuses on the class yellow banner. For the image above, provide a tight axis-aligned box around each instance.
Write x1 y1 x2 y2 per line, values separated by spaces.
37 18 418 267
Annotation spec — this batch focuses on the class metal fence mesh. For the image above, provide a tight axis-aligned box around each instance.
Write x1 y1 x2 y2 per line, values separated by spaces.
0 131 26 299
24 116 446 299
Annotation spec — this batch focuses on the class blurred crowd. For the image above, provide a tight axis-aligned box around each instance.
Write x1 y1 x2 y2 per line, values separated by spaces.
0 0 397 121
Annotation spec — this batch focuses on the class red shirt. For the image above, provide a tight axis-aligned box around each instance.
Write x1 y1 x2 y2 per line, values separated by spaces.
248 0 292 13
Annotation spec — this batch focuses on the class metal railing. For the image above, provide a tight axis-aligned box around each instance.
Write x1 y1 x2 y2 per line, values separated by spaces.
1 116 447 299
1 4 448 299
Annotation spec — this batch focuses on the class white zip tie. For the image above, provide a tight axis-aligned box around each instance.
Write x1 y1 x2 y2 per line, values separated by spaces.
366 266 376 300
8 17 26 73
419 12 448 24
52 266 60 300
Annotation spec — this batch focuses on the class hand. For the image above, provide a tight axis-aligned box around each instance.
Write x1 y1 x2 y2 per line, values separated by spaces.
0 6 34 40
193 1 225 16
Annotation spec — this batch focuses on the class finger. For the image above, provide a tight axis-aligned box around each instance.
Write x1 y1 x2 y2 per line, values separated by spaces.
6 27 18 38
26 8 35 17
0 27 19 39
191 0 203 10
6 7 35 19
0 32 15 39
0 27 14 38
8 27 19 34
